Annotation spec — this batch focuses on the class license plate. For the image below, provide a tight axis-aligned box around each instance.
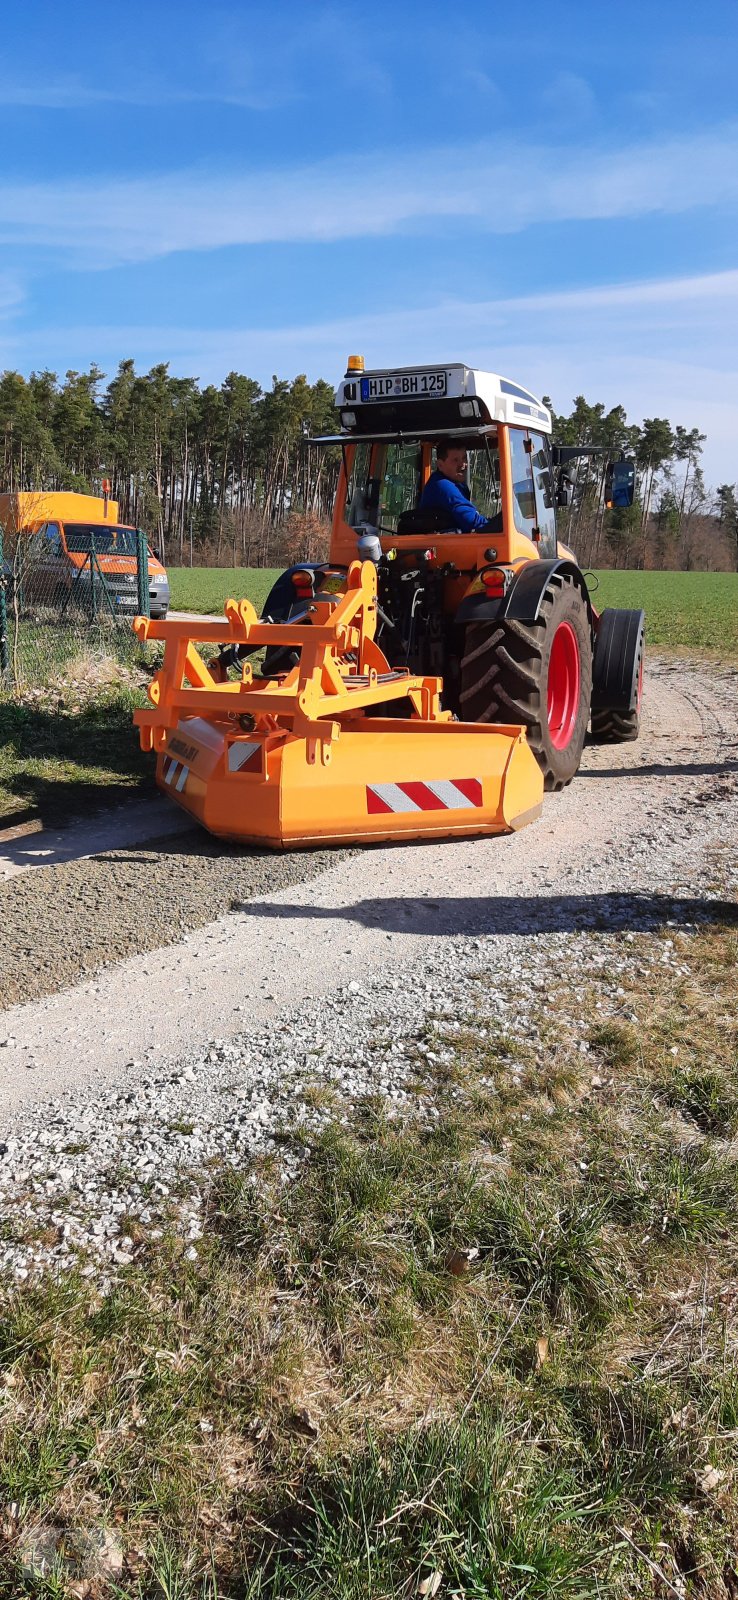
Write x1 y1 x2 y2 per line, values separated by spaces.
360 371 447 401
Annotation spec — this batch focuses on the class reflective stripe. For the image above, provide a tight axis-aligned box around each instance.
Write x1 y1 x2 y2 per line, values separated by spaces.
367 777 483 815
162 758 189 793
424 778 482 809
367 782 422 814
228 741 261 772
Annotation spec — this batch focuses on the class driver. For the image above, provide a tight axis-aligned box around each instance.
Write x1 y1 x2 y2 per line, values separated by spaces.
419 439 499 532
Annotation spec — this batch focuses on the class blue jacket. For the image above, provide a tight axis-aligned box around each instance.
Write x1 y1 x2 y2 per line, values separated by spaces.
419 470 495 532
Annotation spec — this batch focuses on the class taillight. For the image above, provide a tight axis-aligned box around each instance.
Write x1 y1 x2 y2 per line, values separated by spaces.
481 568 506 596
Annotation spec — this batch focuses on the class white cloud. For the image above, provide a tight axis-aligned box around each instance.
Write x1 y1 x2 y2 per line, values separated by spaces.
0 74 291 112
3 268 736 482
1 124 738 265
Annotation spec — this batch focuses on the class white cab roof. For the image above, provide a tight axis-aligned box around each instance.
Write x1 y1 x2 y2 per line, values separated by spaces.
336 362 552 434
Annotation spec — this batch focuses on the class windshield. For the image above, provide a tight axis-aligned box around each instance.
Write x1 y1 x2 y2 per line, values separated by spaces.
342 438 501 531
64 523 139 556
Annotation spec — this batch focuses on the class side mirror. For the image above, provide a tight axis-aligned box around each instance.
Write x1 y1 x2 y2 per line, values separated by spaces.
556 470 575 508
605 458 636 509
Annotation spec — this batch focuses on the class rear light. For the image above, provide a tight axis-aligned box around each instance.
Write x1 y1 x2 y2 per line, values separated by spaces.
292 570 313 593
481 568 506 595
341 410 357 428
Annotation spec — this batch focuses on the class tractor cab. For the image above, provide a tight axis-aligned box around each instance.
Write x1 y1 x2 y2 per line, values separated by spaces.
312 358 561 571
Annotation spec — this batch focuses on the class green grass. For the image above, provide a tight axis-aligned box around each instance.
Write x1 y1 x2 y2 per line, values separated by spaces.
1 917 737 1597
168 568 281 617
0 683 150 828
168 567 738 656
591 570 738 655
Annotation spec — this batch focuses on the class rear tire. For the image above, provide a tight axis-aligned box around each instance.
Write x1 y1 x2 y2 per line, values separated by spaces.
591 705 640 741
459 572 593 791
590 609 645 743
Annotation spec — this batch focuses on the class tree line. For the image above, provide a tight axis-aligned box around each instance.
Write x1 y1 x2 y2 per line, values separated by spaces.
0 362 735 570
547 395 736 571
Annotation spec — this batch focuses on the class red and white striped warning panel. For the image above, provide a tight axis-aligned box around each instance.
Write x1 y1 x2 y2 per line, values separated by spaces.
366 778 483 815
162 756 189 793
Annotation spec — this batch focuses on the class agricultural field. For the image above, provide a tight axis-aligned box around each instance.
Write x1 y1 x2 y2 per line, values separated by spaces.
169 567 281 619
590 571 738 656
169 567 738 657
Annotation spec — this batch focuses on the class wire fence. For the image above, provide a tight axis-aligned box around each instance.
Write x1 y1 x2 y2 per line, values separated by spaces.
0 526 155 691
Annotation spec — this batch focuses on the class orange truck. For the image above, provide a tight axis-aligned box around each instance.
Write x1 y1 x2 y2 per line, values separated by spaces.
0 490 169 618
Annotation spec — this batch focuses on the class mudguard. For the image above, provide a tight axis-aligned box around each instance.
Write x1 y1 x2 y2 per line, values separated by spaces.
455 558 591 627
261 562 332 621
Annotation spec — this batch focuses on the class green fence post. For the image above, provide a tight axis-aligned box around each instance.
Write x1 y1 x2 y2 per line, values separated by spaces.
136 528 151 618
0 527 8 678
89 537 98 622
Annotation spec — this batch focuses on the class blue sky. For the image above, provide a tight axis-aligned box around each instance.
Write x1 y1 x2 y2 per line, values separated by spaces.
1 0 737 483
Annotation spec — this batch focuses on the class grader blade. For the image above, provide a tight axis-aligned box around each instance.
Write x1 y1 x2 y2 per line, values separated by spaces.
132 561 543 850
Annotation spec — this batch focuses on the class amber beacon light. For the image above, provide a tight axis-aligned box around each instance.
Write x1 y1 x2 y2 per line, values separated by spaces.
346 354 364 373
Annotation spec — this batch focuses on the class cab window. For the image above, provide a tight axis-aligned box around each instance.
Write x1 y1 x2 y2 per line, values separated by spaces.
467 441 502 522
378 443 422 532
509 429 537 538
343 443 375 527
529 433 557 557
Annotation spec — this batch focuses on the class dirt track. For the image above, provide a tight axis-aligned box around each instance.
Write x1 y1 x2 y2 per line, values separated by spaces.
0 655 735 1118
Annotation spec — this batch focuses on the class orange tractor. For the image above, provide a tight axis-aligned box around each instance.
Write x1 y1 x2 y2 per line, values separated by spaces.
133 359 644 848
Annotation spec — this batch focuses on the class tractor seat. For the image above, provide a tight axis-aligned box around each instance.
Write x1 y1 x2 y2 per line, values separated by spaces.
396 507 462 536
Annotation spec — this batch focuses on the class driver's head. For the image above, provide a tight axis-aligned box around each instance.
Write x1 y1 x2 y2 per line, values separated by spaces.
435 439 468 484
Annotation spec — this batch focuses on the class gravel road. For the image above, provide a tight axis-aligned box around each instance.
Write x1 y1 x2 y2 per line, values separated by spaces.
0 655 735 1279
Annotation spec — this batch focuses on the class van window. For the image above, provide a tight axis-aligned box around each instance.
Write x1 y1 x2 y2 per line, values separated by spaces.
44 522 63 555
64 524 138 556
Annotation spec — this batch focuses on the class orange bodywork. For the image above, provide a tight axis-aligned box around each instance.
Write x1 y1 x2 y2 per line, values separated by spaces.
133 560 543 849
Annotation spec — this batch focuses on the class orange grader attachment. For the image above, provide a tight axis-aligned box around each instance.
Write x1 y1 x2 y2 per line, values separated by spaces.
132 561 543 849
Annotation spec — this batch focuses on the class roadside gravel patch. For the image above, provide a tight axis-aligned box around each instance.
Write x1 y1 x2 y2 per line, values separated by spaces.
0 833 349 1009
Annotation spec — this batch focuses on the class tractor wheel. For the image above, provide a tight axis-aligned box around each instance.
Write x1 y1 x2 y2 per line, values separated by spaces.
590 609 645 743
459 572 593 791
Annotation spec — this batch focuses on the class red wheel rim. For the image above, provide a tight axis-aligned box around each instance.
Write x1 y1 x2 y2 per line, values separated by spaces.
547 621 581 750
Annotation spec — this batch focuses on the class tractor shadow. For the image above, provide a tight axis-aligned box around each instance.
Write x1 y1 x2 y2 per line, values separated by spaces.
231 892 738 939
581 759 738 780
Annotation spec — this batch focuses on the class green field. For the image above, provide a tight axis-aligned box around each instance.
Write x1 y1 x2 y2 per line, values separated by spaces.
169 567 738 656
169 567 281 618
590 571 737 655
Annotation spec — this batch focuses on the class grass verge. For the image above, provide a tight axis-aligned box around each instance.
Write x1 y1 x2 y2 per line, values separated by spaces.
0 914 736 1596
0 676 151 829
